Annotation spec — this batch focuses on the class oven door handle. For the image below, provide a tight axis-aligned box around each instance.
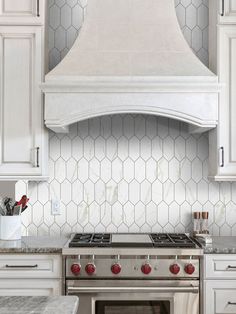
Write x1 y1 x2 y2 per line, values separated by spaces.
67 285 199 294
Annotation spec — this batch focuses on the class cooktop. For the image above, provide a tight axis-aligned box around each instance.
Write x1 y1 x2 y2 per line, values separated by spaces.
68 233 199 248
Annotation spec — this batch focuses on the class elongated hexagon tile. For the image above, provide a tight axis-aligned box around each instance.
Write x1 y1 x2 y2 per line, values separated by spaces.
129 136 140 161
111 202 123 226
32 202 43 225
146 201 158 227
66 158 77 182
123 158 135 183
83 180 95 205
140 180 152 204
61 136 72 161
94 180 106 205
112 158 123 183
163 180 175 205
123 202 135 227
106 179 118 205
158 202 169 227
180 159 191 183
186 4 197 30
175 180 186 205
169 158 180 183
135 158 146 183
72 180 84 205
66 202 77 227
61 180 72 205
77 158 89 183
140 137 152 161
55 158 66 183
100 203 112 227
89 158 100 183
169 202 180 226
129 180 140 205
146 158 158 183
152 180 163 205
118 181 129 205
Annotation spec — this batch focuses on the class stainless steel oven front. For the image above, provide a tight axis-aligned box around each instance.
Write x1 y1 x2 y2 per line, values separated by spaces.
66 279 199 314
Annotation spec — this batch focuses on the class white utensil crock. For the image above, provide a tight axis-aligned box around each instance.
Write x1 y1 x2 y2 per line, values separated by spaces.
0 216 21 240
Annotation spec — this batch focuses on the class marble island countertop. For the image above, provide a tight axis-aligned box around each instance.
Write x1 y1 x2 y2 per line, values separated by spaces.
0 296 79 314
203 236 236 254
0 236 68 253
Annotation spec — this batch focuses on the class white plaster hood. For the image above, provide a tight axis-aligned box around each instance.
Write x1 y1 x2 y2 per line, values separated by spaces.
42 0 219 133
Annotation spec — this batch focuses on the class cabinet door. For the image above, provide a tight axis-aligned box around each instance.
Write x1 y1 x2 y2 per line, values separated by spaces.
0 26 46 177
0 279 62 296
219 0 236 23
209 26 236 180
204 280 236 314
0 0 45 25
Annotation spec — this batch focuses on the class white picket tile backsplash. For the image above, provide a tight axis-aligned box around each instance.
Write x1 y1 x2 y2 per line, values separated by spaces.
17 0 236 237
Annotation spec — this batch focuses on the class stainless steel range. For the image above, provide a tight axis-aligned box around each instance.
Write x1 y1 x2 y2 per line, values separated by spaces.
63 233 203 314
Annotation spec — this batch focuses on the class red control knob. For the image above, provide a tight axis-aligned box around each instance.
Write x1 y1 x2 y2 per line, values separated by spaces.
71 263 81 275
85 263 96 275
169 263 180 275
184 263 195 275
111 263 121 275
141 263 152 275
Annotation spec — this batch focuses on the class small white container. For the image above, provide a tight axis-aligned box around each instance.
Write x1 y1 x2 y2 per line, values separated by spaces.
0 216 21 240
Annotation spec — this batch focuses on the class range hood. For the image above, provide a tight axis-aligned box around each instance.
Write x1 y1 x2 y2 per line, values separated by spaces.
42 0 219 133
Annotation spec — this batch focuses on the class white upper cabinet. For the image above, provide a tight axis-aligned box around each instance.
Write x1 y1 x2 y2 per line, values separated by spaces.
209 26 236 180
219 0 236 23
0 0 45 25
209 1 236 181
0 0 48 180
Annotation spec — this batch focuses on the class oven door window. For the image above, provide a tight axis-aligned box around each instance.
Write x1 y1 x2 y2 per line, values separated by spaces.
96 300 170 314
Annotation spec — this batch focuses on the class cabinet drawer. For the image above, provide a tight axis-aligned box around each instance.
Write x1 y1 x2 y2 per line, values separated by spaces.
0 279 62 296
205 255 236 279
0 254 61 279
204 280 236 314
215 289 236 313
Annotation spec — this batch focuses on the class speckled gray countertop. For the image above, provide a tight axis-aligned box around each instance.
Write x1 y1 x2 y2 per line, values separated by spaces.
0 296 79 314
203 236 236 254
0 236 68 253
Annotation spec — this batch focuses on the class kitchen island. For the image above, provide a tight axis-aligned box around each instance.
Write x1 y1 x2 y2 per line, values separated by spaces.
0 296 79 314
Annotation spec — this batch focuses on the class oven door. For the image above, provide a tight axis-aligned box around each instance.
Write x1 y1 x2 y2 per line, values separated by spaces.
66 280 199 314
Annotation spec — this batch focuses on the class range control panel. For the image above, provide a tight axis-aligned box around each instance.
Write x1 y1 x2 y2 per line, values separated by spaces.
66 256 199 279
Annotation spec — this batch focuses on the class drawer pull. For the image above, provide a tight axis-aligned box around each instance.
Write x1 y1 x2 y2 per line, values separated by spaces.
228 302 236 305
5 264 38 268
227 265 236 270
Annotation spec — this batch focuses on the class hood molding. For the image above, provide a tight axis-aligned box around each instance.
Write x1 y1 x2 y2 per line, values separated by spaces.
42 0 219 133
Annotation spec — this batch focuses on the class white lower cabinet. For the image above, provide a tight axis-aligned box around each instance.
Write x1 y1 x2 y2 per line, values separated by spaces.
204 281 236 314
0 254 62 296
203 255 236 314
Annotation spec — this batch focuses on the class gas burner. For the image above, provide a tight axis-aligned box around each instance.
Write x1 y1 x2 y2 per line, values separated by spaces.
69 233 111 247
150 233 197 248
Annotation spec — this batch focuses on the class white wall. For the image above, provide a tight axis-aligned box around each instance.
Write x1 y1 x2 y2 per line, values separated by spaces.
17 1 236 237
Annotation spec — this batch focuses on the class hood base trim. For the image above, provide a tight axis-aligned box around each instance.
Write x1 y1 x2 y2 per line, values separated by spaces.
44 88 218 134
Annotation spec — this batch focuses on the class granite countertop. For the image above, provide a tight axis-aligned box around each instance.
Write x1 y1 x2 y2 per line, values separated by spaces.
0 296 79 314
203 236 236 254
0 236 68 253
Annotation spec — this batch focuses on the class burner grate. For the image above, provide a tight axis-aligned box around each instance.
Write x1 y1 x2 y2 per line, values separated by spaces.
69 233 111 247
150 233 197 248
